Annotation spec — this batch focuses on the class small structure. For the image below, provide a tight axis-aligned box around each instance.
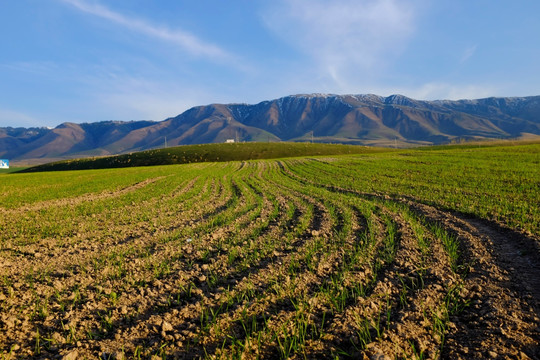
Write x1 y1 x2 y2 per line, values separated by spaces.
0 159 9 169
225 139 235 143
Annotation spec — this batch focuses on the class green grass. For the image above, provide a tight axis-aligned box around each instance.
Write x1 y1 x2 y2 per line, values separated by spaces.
4 141 538 233
0 167 27 174
1 140 538 359
287 142 540 234
18 142 391 172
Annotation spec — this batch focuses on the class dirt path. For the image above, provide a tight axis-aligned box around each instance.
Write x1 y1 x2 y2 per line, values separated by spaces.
408 201 540 359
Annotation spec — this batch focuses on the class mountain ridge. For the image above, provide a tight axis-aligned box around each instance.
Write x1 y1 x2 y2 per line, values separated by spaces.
2 94 540 164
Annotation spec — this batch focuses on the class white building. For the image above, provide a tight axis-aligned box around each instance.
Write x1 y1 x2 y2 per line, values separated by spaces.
0 159 9 169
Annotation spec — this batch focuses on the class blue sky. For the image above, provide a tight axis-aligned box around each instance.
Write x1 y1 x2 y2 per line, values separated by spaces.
1 0 539 128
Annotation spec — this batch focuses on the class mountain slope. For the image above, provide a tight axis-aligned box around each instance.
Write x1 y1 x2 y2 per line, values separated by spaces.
2 94 540 164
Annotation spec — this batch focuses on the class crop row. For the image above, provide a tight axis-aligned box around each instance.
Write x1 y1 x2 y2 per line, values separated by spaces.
0 145 536 359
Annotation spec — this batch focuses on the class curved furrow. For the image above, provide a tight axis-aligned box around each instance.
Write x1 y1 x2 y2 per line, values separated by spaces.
201 163 383 358
278 157 536 359
0 175 207 283
0 174 171 213
2 150 538 359
14 165 278 356
319 200 458 359
0 170 207 247
125 167 336 358
0 170 251 343
59 170 313 356
190 202 333 357
398 200 540 359
279 160 476 358
0 177 206 301
0 175 178 247
269 161 468 358
0 174 225 352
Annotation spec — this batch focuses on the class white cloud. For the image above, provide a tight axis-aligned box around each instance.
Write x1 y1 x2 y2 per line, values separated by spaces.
262 0 421 90
59 0 233 61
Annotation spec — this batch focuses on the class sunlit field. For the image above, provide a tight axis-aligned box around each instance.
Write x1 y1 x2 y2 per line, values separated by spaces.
1 143 538 359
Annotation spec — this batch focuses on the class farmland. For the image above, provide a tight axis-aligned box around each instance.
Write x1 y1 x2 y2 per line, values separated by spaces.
0 142 539 359
19 142 390 173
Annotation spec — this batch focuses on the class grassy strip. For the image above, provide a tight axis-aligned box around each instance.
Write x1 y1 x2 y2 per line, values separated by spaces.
19 142 390 172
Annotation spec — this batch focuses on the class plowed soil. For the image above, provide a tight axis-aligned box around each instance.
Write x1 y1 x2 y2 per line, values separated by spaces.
0 159 538 359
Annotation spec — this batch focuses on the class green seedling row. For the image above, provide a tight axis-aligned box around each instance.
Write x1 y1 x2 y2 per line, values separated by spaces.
0 142 538 359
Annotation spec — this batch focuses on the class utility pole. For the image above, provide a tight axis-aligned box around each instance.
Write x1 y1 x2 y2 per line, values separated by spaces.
311 131 314 143
164 136 167 148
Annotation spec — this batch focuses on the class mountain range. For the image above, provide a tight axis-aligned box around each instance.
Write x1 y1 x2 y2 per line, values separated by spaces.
2 93 540 164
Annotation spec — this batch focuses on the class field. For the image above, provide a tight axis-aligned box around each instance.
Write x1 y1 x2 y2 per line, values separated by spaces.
1 143 539 359
19 142 390 172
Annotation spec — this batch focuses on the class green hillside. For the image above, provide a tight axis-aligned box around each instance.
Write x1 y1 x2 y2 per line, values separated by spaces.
19 142 392 172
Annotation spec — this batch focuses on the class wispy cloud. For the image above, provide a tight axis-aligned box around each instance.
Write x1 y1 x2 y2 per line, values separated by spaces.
0 61 60 76
460 45 478 64
59 0 233 61
262 0 421 91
